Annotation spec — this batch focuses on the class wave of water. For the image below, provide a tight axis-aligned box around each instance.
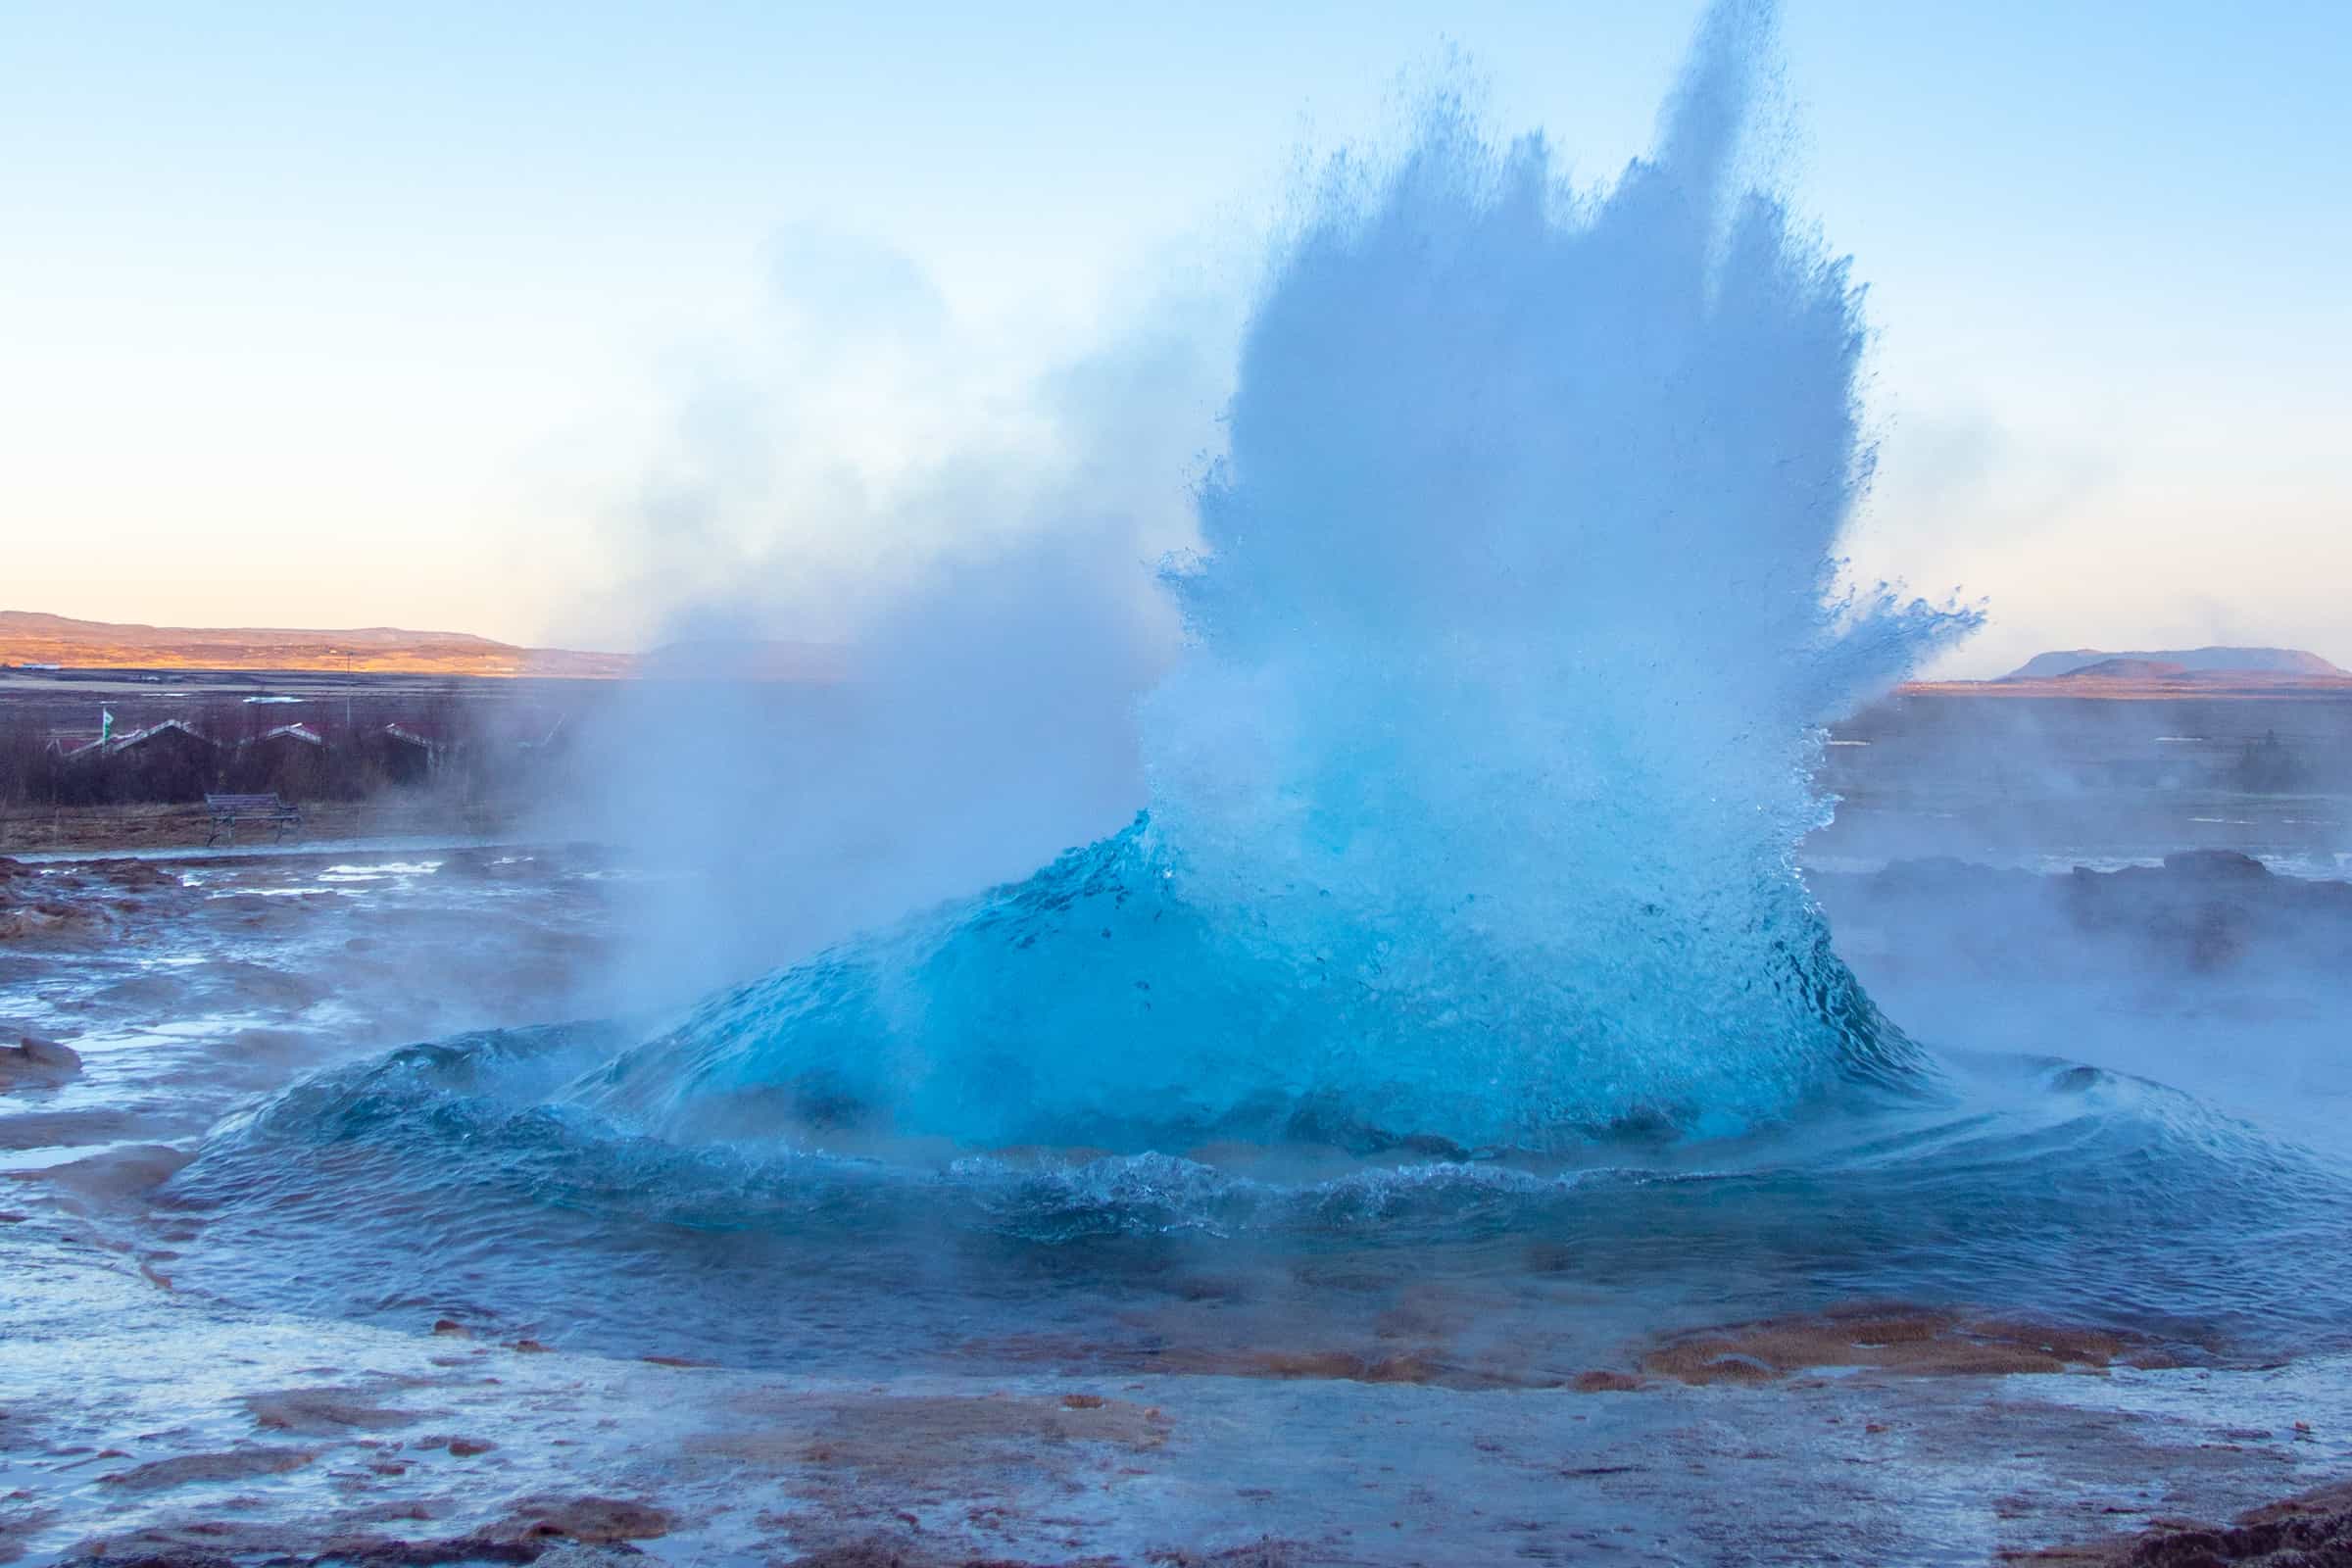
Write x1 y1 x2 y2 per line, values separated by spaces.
165 1022 2352 1369
567 817 1916 1158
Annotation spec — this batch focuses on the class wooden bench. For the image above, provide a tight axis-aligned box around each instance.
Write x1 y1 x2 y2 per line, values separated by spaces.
204 793 302 846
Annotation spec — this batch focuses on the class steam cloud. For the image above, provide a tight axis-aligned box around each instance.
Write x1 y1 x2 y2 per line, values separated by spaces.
548 238 1233 1007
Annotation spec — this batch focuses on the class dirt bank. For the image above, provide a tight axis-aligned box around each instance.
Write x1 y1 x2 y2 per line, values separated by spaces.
0 801 525 857
2009 1478 2352 1565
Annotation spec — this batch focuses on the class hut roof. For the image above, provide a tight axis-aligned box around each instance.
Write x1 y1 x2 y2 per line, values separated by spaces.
107 718 218 754
246 722 324 748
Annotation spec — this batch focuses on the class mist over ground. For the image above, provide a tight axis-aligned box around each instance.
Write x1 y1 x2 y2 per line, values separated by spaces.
540 264 1235 1003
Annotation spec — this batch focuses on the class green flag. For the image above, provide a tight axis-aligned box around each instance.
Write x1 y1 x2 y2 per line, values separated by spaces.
100 708 113 744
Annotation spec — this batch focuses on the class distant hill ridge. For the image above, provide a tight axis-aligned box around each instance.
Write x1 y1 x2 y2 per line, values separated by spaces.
0 610 630 677
0 611 845 682
2004 647 2347 680
1898 645 2352 700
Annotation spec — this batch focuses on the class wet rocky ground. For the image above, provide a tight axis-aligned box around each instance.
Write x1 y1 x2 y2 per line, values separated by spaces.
5 845 2352 1565
1810 850 2352 982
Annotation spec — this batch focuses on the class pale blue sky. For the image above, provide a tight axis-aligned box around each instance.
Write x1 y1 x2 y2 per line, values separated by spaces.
3 1 2345 673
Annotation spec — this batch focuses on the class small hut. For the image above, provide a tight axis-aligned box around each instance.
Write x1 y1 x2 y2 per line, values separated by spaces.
231 722 327 799
94 719 221 803
368 722 446 789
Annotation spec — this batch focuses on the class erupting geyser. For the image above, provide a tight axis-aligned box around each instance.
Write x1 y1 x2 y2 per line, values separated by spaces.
572 0 1979 1155
160 0 2352 1391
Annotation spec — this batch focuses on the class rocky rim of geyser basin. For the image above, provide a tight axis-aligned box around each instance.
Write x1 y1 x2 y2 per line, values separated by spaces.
41 1461 2352 1568
0 1031 80 1089
2006 1478 2352 1566
0 854 190 944
55 1495 681 1568
1814 850 2352 976
6 1295 2327 1568
1005 1302 2191 1393
1624 1302 2185 1387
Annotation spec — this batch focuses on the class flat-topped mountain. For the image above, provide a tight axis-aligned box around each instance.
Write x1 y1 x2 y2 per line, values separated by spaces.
0 611 631 677
2004 647 2348 681
1899 645 2352 701
2042 657 2194 681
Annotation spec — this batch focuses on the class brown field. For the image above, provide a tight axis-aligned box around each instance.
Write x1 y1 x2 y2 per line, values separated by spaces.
0 609 630 678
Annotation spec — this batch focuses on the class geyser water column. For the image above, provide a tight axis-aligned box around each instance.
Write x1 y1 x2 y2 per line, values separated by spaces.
572 0 1978 1156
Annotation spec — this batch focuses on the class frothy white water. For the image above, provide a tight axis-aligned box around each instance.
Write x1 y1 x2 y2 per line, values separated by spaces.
554 0 1975 1153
